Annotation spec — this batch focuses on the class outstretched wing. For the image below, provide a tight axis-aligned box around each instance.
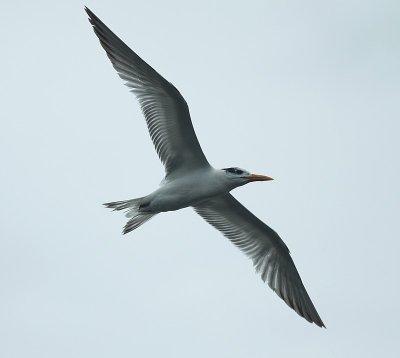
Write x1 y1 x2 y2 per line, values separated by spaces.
85 7 210 175
194 194 325 327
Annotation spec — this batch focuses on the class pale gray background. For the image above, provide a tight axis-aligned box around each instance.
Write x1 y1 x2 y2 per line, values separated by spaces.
1 0 399 357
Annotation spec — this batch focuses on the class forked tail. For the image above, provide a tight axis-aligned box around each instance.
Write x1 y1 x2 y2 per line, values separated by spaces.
103 197 156 234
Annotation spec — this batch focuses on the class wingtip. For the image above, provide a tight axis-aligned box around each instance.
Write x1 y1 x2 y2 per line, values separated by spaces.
84 6 98 25
312 315 326 328
84 6 94 25
84 6 91 17
310 310 326 329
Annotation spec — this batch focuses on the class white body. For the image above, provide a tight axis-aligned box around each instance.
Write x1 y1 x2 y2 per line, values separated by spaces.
144 168 234 212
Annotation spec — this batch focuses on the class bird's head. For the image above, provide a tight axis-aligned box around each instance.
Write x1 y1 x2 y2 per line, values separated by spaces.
221 167 273 189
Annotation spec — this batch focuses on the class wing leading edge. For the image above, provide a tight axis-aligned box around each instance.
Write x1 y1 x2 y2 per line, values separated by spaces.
194 194 325 327
85 7 210 174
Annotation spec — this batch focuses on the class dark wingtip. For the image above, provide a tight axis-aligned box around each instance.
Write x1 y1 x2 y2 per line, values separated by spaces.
84 6 93 16
313 315 326 328
84 6 100 26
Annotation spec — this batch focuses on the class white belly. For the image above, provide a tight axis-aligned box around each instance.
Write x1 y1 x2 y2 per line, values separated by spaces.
145 168 228 212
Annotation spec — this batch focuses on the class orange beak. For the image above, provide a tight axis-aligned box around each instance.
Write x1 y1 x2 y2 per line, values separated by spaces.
247 174 274 182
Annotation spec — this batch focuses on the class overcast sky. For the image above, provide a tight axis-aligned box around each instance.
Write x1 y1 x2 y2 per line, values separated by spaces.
1 1 399 357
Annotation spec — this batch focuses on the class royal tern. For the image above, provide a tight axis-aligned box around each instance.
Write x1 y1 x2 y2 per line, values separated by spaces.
85 7 325 328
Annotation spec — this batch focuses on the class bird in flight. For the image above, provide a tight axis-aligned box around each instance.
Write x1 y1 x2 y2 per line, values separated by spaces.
85 7 325 328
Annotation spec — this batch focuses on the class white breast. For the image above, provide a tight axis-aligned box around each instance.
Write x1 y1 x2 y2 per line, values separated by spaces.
146 168 229 212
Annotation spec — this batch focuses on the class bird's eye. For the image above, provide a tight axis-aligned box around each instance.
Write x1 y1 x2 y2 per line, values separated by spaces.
223 168 244 175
